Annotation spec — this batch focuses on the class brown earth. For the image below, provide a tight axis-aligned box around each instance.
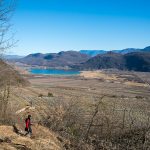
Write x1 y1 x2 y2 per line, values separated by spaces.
0 125 63 150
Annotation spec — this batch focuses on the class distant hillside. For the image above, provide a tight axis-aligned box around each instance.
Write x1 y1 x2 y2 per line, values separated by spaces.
80 46 150 56
0 59 29 87
80 50 106 56
142 46 150 52
3 55 24 60
73 52 150 72
124 52 150 72
16 51 90 68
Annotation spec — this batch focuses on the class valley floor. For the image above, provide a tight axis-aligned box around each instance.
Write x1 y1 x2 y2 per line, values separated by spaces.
1 70 150 149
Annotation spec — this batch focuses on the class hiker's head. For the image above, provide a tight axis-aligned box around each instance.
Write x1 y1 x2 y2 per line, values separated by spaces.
28 115 31 119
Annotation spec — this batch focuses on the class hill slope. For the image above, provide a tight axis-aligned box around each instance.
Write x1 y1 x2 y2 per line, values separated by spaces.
0 125 63 150
17 51 90 68
0 59 29 86
124 52 150 72
73 52 150 72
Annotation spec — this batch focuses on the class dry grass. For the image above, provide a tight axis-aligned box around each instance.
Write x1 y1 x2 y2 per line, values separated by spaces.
80 70 150 87
80 70 117 80
22 71 150 149
0 125 63 150
0 69 150 149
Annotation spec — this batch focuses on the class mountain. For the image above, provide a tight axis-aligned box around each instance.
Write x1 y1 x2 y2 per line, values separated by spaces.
80 50 106 56
73 52 126 70
113 48 141 54
16 51 91 68
124 52 150 72
3 55 24 60
72 52 150 72
142 46 150 52
9 46 150 71
80 46 150 56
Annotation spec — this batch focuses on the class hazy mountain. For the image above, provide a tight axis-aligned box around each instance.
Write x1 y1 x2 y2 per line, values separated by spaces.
142 46 150 52
73 51 150 72
80 50 106 56
80 46 150 56
3 55 24 60
113 48 141 54
17 51 90 68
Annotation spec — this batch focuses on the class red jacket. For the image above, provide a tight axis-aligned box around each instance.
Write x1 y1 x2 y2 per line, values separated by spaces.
25 118 31 128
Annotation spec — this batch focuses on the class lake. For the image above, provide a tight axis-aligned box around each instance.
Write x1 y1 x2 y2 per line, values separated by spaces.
30 68 80 75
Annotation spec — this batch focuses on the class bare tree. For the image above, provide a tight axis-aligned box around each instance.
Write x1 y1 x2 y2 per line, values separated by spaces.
0 0 16 55
0 0 16 125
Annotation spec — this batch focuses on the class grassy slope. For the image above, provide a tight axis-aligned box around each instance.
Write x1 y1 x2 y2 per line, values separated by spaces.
0 60 29 87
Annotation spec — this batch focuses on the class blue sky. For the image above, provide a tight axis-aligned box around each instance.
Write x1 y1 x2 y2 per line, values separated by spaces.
9 0 150 55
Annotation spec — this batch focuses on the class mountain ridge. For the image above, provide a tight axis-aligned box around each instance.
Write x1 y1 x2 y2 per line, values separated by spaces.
80 46 150 56
72 51 150 72
15 51 90 68
7 46 150 72
5 46 150 58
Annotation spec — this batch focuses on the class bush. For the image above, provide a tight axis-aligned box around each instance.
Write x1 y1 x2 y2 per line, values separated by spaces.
38 93 43 98
48 92 53 97
40 95 150 149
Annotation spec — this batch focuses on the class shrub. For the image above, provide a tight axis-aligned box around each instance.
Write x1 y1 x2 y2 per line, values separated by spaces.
48 92 53 97
41 95 150 149
38 93 43 98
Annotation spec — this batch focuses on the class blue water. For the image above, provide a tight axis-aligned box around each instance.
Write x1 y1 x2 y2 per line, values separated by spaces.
30 68 80 75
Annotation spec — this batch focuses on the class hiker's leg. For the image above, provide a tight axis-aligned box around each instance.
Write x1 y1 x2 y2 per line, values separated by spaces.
29 127 32 136
25 128 30 136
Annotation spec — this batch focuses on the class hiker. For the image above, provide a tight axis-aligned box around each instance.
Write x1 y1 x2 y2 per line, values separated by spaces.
25 115 32 137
